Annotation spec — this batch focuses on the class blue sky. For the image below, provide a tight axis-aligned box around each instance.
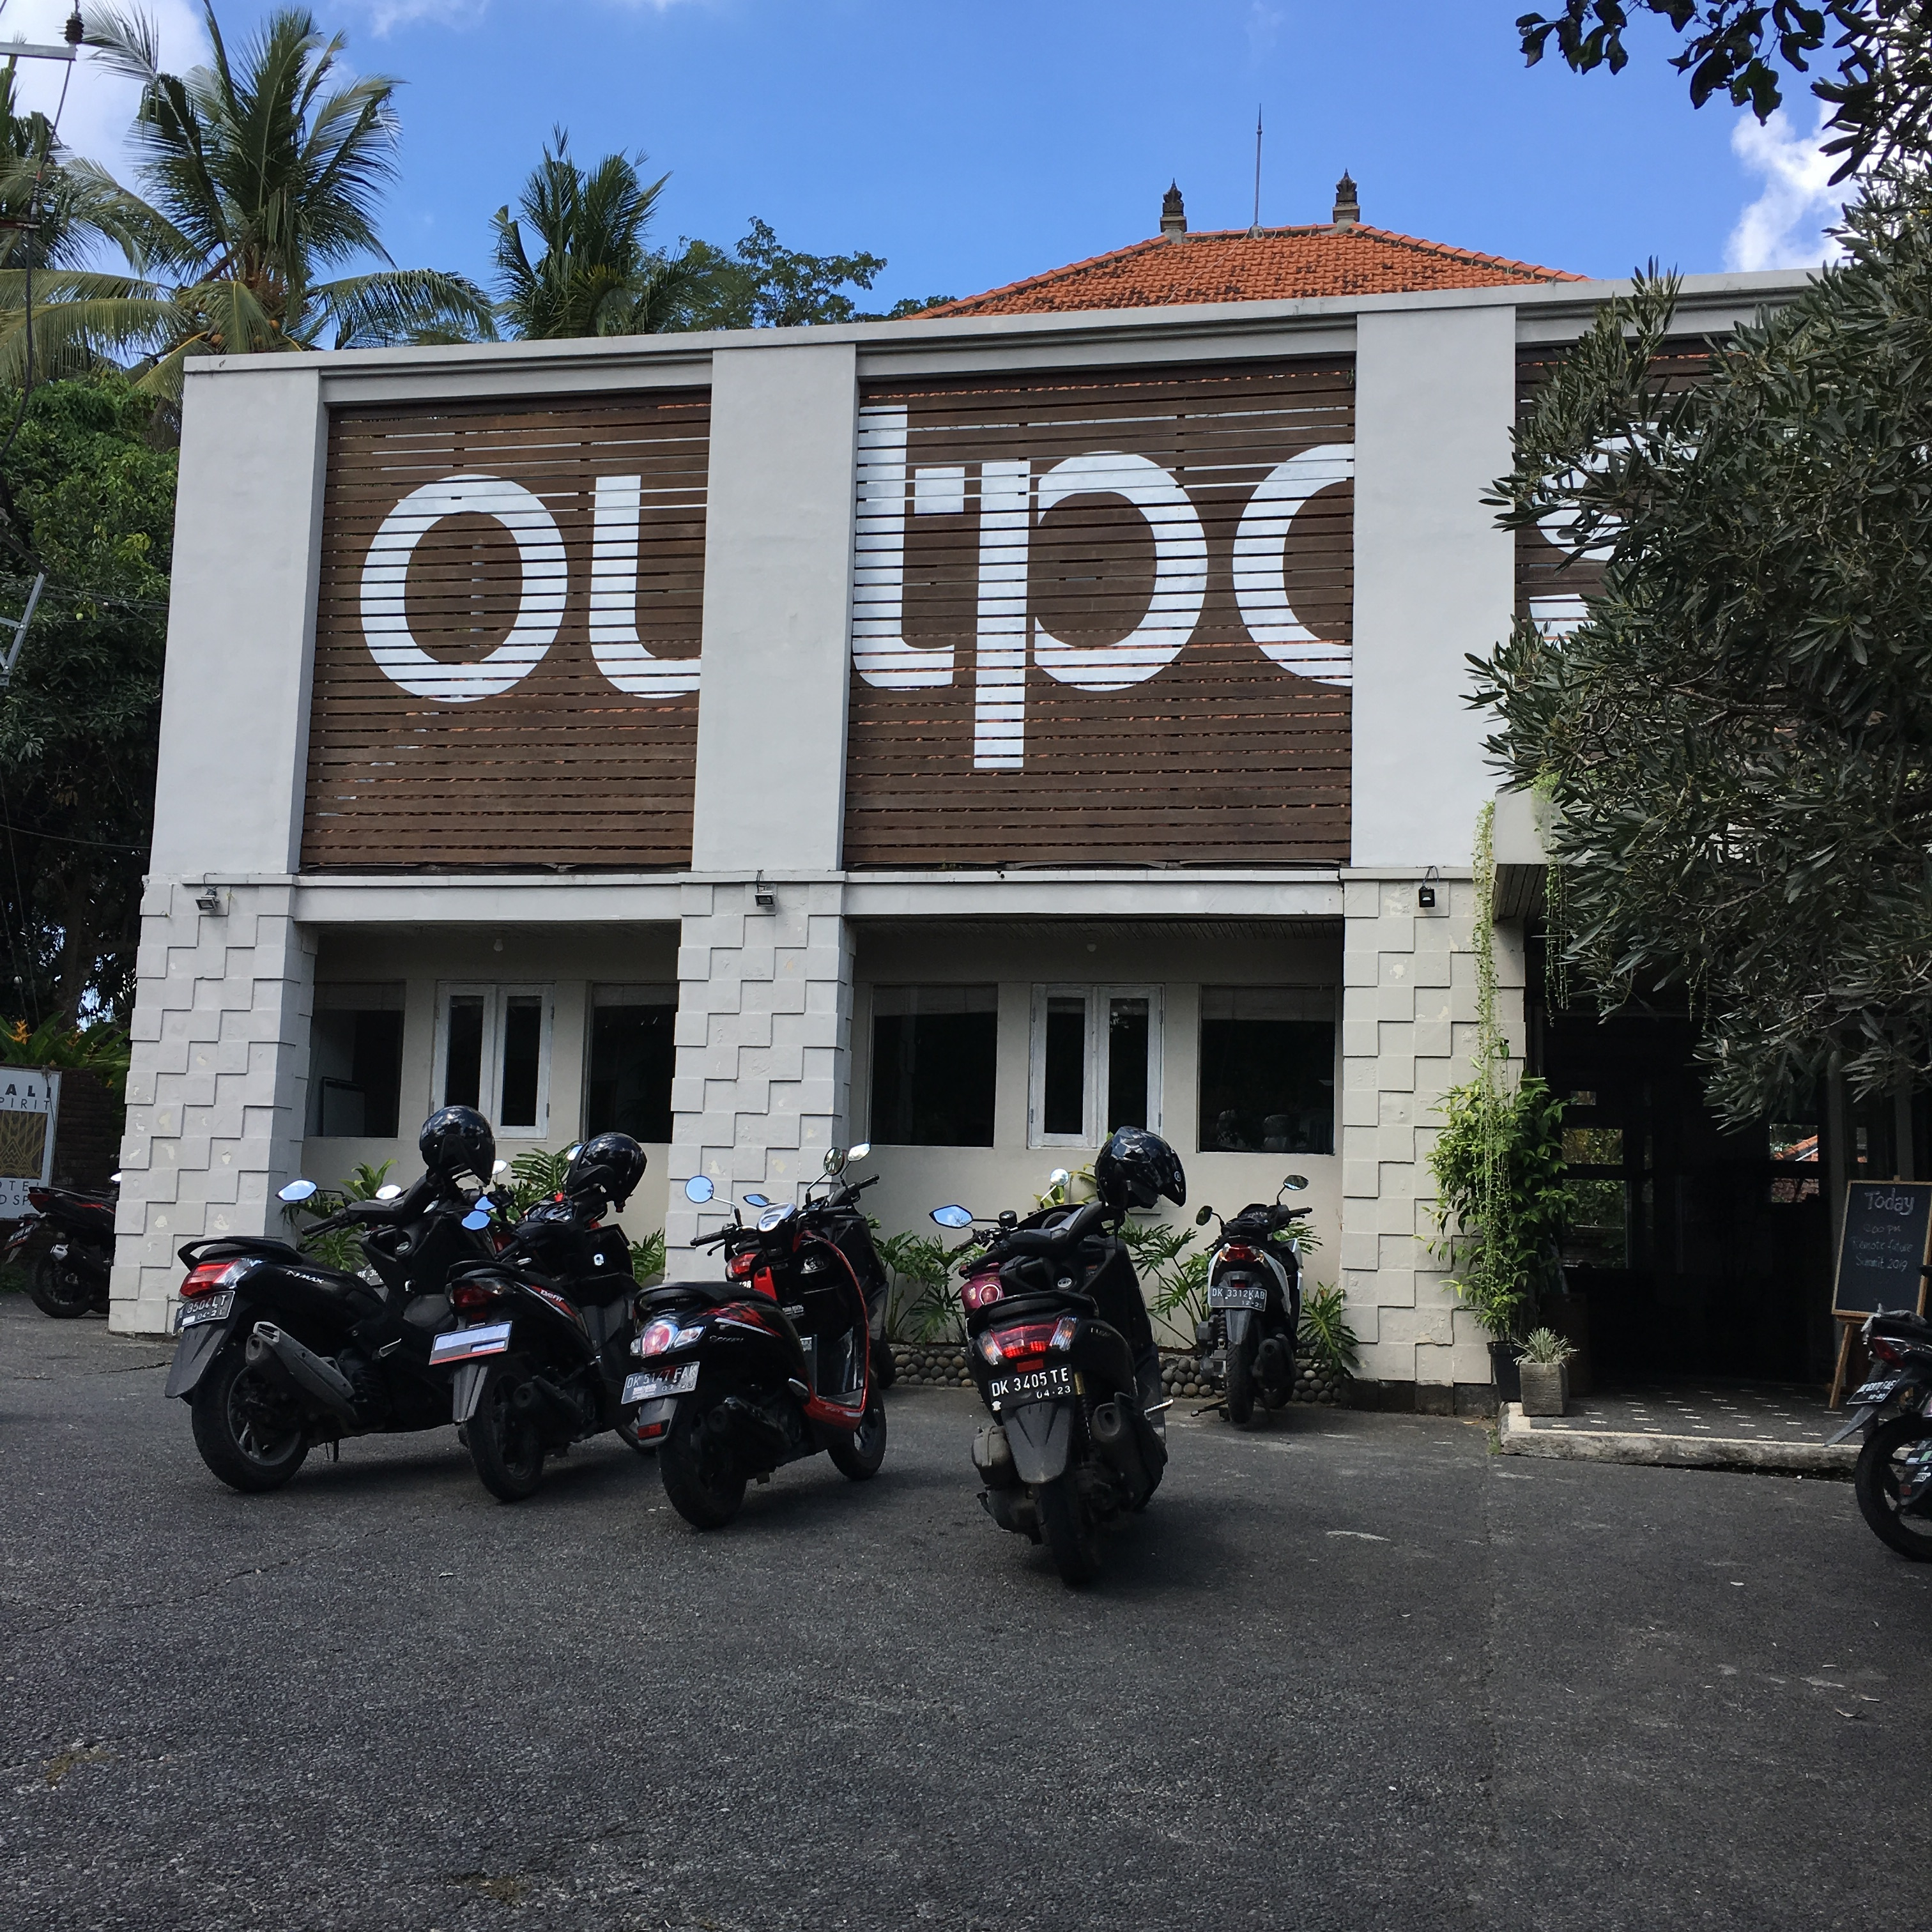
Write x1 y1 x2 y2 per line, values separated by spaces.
9 0 1850 307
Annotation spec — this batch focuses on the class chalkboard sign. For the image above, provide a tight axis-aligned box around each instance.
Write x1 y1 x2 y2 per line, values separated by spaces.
1833 1181 1932 1317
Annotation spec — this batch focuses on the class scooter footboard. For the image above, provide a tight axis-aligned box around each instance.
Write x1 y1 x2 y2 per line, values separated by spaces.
1004 1399 1075 1483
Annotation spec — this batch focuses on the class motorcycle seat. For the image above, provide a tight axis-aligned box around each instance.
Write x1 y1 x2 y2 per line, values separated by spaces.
638 1280 739 1313
1870 1310 1932 1346
402 1292 453 1331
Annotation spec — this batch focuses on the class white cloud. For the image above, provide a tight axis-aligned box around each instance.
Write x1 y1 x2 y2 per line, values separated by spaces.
1726 104 1850 272
0 0 210 180
349 0 489 33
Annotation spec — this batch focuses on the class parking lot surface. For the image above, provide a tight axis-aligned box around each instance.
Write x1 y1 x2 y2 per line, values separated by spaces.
3 1295 1927 1932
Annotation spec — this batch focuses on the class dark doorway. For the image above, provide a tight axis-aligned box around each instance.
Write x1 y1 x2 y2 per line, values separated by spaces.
1531 979 1832 1385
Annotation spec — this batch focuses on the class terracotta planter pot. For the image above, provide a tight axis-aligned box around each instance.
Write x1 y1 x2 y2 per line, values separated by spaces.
1519 1360 1568 1417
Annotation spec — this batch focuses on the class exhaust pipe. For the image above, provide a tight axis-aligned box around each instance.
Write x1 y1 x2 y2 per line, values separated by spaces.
247 1322 360 1427
510 1373 585 1434
1091 1399 1165 1507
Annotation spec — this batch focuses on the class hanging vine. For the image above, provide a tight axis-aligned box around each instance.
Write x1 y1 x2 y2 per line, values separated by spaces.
1532 769 1570 1011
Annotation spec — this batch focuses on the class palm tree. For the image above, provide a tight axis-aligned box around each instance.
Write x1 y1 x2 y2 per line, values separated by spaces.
1 3 493 397
493 128 694 339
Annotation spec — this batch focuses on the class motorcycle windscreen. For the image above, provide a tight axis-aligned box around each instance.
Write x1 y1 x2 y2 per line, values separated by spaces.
1003 1399 1075 1483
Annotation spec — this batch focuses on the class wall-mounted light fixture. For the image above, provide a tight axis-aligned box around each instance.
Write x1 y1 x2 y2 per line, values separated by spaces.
753 872 775 909
194 886 223 916
1417 865 1443 914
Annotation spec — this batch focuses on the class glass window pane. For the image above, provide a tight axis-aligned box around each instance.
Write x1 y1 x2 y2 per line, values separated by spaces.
1106 997 1149 1132
499 995 544 1128
1198 990 1334 1153
870 987 997 1147
1043 995 1086 1138
586 1003 676 1141
349 1011 403 1138
443 995 484 1110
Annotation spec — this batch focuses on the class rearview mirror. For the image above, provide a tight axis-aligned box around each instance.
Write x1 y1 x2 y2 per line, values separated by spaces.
742 1193 770 1209
492 1160 508 1177
461 1209 493 1232
1047 1167 1071 1190
1195 1204 1214 1225
683 1174 715 1204
1281 1174 1309 1193
931 1204 974 1229
565 1144 583 1162
277 1179 318 1204
375 1183 402 1201
822 1147 848 1176
847 1142 871 1163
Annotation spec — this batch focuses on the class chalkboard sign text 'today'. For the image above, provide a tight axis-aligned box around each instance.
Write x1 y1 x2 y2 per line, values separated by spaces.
1833 1181 1932 1318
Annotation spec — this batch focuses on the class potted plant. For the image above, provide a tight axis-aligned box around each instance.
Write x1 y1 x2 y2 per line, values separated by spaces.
1516 1328 1577 1416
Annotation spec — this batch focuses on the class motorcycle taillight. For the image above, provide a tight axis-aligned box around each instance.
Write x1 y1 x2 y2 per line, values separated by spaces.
450 1280 501 1314
979 1320 1059 1367
728 1251 756 1279
27 1186 51 1213
1871 1336 1905 1365
180 1258 250 1298
962 1270 1003 1312
1222 1243 1257 1263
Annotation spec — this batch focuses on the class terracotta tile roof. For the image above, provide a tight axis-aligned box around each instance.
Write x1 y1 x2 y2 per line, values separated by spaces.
929 224 1585 318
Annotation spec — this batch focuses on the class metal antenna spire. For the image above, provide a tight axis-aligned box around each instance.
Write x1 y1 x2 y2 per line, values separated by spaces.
1250 105 1262 234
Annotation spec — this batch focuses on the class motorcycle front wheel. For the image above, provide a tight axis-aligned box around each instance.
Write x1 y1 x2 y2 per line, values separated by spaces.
659 1401 746 1528
190 1344 309 1493
1855 1414 1932 1561
1036 1472 1103 1586
27 1248 95 1319
466 1361 548 1503
826 1393 887 1480
1225 1335 1257 1427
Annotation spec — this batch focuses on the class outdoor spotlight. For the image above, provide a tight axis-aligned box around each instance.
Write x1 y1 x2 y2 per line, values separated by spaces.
194 887 222 915
753 873 775 908
1417 884 1436 910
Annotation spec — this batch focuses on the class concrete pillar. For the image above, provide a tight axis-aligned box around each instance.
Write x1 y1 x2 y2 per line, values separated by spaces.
1340 873 1524 1404
112 882 316 1333
664 880 857 1257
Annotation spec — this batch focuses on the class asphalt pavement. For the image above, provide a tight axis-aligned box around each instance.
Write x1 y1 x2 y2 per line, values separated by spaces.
2 1292 1927 1932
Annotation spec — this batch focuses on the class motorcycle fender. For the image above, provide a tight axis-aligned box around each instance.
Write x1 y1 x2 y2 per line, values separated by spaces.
164 1317 234 1400
452 1360 491 1425
1223 1308 1257 1347
1004 1399 1074 1485
1825 1405 1880 1448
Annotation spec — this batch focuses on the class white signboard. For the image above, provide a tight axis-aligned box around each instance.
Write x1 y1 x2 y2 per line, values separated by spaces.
0 1066 58 1220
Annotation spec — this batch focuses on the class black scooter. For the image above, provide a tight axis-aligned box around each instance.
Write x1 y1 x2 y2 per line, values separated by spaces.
624 1146 889 1529
5 1180 118 1318
935 1193 1167 1586
164 1160 492 1492
440 1156 645 1503
1193 1174 1311 1426
1828 1291 1932 1560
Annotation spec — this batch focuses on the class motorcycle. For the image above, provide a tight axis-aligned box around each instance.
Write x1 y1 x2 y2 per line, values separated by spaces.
441 1131 652 1502
164 1110 502 1492
5 1178 119 1318
1828 1290 1932 1560
1192 1174 1312 1427
623 1144 889 1529
933 1183 1169 1587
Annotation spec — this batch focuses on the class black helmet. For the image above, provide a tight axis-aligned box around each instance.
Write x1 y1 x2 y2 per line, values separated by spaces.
419 1105 495 1183
1094 1126 1186 1211
565 1132 647 1213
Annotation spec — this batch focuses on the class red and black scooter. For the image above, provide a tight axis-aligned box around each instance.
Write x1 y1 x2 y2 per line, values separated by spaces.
5 1179 118 1317
624 1146 889 1528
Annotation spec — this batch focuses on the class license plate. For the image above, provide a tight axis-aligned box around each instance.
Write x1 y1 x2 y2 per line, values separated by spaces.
624 1362 698 1404
429 1321 513 1367
987 1361 1074 1413
1209 1283 1267 1311
1850 1378 1901 1407
174 1289 234 1331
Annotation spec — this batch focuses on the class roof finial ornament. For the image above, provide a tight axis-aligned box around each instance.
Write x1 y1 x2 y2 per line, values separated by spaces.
1332 171 1360 229
1160 181 1186 240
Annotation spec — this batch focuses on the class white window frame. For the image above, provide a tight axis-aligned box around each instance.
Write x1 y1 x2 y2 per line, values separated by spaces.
432 983 555 1138
1028 984 1162 1149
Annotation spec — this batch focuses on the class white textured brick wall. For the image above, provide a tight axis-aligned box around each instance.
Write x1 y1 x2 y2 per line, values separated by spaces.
1340 875 1525 1390
664 880 855 1257
110 881 316 1335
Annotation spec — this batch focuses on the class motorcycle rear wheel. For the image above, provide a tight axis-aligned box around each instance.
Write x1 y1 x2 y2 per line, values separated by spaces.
27 1248 95 1319
466 1361 548 1503
1855 1414 1932 1561
1036 1472 1103 1586
190 1344 309 1492
826 1393 887 1480
1225 1336 1257 1427
660 1402 746 1528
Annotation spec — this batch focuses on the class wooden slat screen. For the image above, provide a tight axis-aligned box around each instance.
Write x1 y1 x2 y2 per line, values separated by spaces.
305 391 707 869
844 360 1354 868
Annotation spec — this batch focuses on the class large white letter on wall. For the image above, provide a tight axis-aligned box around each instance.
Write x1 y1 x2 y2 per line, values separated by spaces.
360 473 567 703
1032 451 1209 691
588 474 703 696
852 406 955 687
1231 442 1355 686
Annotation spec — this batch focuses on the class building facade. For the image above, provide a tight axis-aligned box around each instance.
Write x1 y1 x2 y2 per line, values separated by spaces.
112 253 1810 1407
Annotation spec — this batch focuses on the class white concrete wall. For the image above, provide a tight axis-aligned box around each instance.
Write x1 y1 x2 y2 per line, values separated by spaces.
1349 303 1517 873
691 342 858 873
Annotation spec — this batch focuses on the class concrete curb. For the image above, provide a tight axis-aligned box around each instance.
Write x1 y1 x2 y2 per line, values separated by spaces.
1497 1402 1858 1476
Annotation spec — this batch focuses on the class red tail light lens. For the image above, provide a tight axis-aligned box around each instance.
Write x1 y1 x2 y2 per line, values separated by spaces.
450 1280 502 1314
180 1258 253 1298
1872 1336 1905 1365
978 1321 1059 1367
1222 1244 1257 1263
728 1251 756 1278
27 1186 52 1212
962 1270 1004 1312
